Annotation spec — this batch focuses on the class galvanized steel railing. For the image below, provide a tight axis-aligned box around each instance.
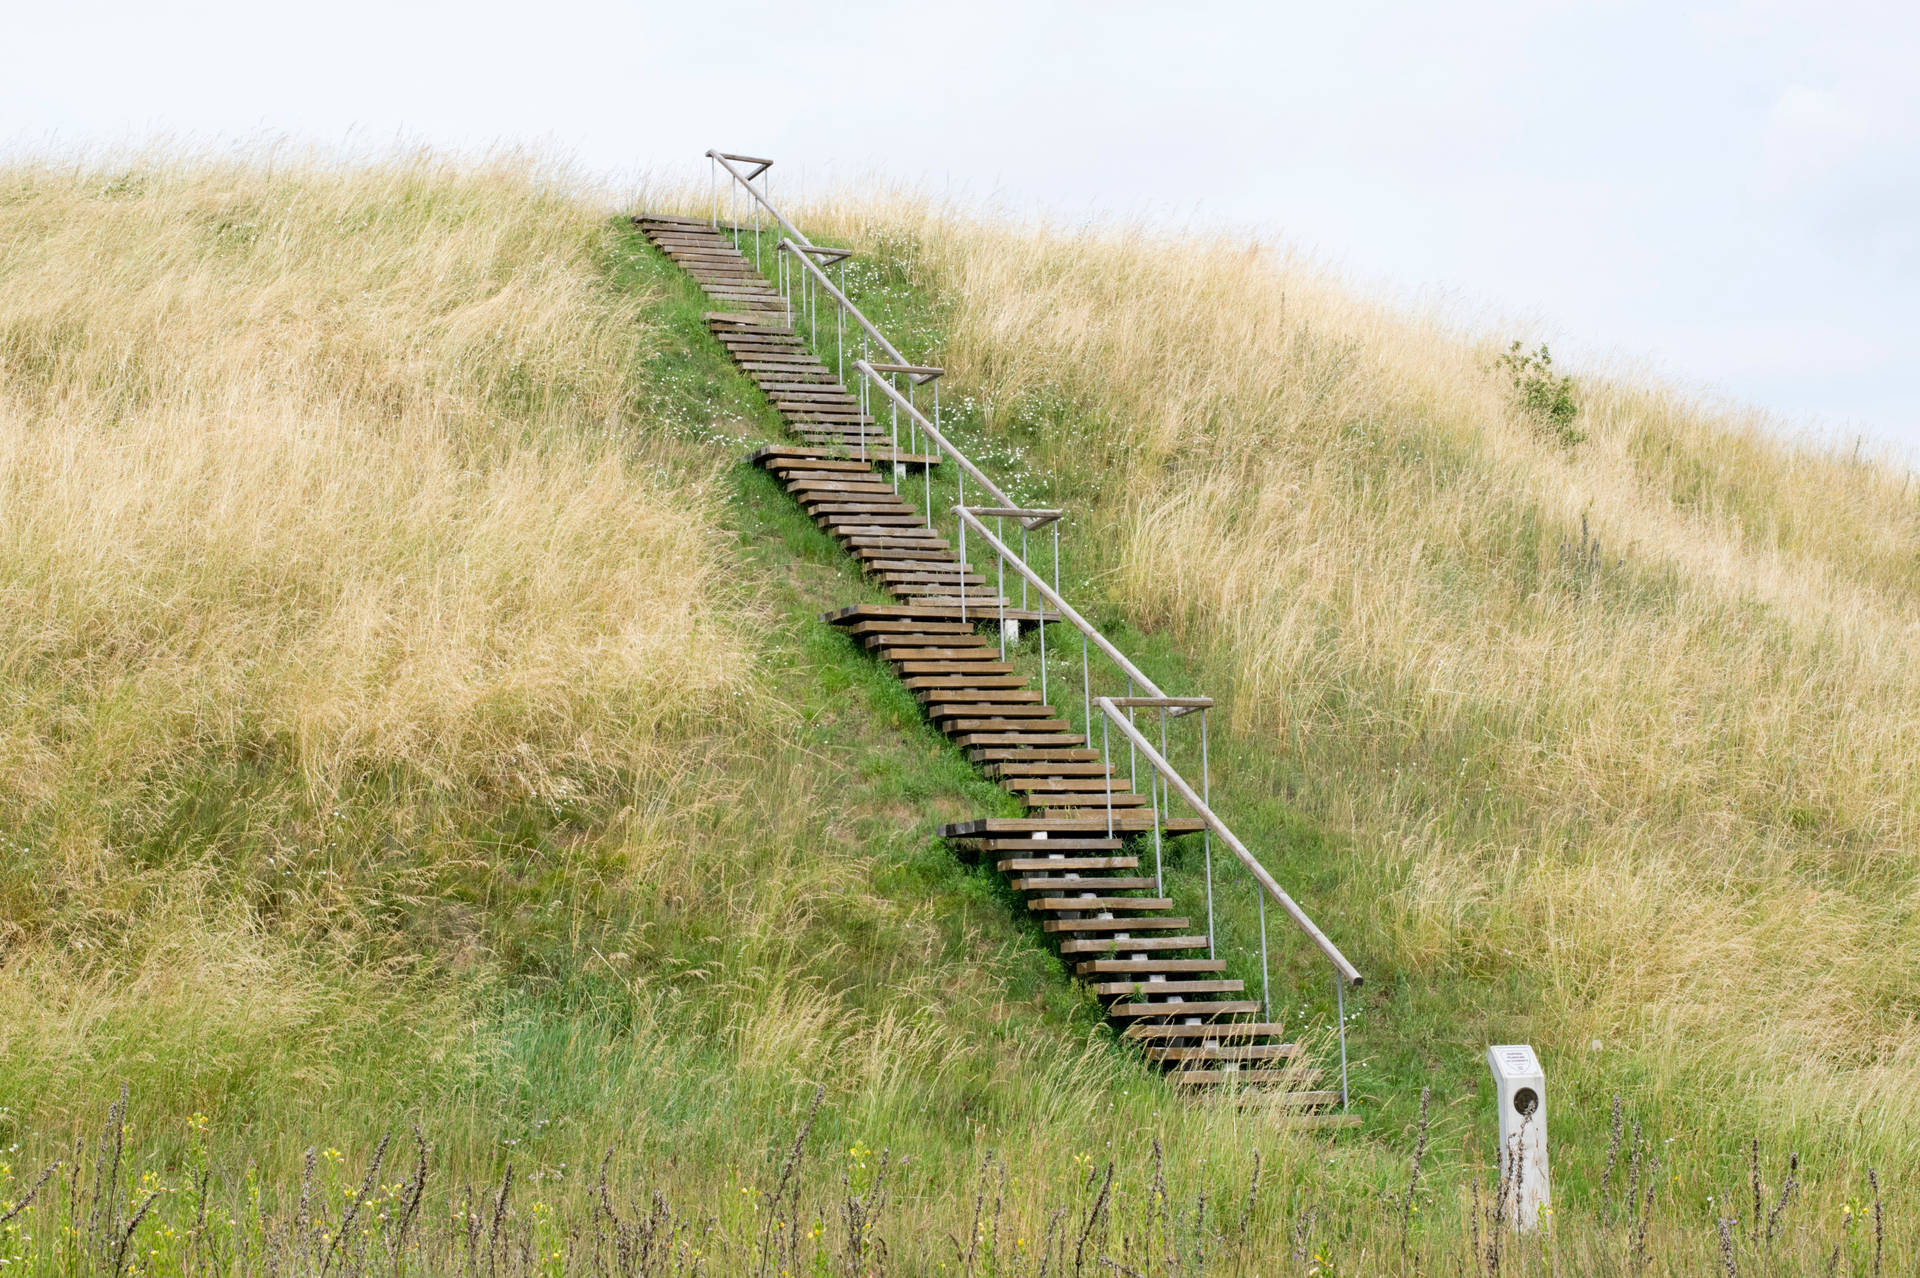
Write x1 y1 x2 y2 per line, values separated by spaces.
703 150 1360 1106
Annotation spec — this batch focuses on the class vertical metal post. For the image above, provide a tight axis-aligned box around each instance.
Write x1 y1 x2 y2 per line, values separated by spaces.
1335 969 1350 1110
709 155 717 228
1037 571 1048 706
996 515 1006 659
1155 708 1170 892
1150 707 1164 895
1020 525 1029 615
889 392 900 491
1201 708 1215 961
1258 891 1272 1023
1080 633 1091 747
958 508 968 624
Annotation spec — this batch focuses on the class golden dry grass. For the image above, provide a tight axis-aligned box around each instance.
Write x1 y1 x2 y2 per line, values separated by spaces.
0 152 759 1103
795 194 1920 1148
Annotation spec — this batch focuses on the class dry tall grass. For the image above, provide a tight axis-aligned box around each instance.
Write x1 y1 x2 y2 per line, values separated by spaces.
0 153 755 1105
797 196 1920 1146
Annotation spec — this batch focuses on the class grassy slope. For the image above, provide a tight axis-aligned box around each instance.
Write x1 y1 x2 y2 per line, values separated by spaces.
0 158 1912 1272
771 195 1920 1168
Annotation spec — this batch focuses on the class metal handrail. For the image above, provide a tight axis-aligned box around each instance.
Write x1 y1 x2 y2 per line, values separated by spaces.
1096 697 1363 988
953 505 1172 702
699 149 1361 1105
780 243 925 380
860 364 1031 515
707 150 810 246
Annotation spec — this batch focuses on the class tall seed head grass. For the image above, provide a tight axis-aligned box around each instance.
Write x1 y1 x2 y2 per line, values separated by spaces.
793 191 1920 1150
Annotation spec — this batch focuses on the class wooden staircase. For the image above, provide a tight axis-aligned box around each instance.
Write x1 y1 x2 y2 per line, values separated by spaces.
636 212 1335 1106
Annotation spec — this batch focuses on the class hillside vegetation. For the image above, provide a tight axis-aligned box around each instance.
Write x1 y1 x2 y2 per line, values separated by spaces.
793 193 1920 1144
0 153 1913 1272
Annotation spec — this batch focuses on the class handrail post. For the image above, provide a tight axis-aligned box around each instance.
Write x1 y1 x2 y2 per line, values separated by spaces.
1201 708 1215 962
996 515 1007 659
1335 967 1350 1110
1150 704 1164 896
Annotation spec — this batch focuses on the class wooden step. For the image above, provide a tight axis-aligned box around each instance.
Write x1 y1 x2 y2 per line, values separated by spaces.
1024 791 1149 808
965 748 1104 764
1011 875 1157 892
945 717 1074 734
996 857 1139 873
1004 775 1129 792
953 732 1089 748
925 703 1056 720
847 620 975 636
1075 958 1225 975
1093 978 1245 997
1043 917 1191 934
1108 1000 1262 1020
1026 895 1173 912
921 692 1046 710
1061 936 1211 955
1122 1021 1290 1041
871 635 992 652
705 312 789 327
974 836 1123 851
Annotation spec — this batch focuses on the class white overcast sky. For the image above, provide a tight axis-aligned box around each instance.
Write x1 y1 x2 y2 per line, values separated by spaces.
6 1 1917 454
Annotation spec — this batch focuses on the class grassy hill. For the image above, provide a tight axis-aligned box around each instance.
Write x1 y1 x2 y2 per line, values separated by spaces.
0 153 1912 1272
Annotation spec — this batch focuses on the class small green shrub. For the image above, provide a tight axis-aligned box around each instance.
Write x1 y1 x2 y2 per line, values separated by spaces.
1498 340 1583 446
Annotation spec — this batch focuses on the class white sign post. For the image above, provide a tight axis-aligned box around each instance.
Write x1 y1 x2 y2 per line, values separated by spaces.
1486 1044 1550 1231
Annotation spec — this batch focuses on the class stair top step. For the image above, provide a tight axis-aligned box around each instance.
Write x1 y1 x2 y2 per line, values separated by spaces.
634 212 721 227
1094 978 1245 997
1107 999 1262 1019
